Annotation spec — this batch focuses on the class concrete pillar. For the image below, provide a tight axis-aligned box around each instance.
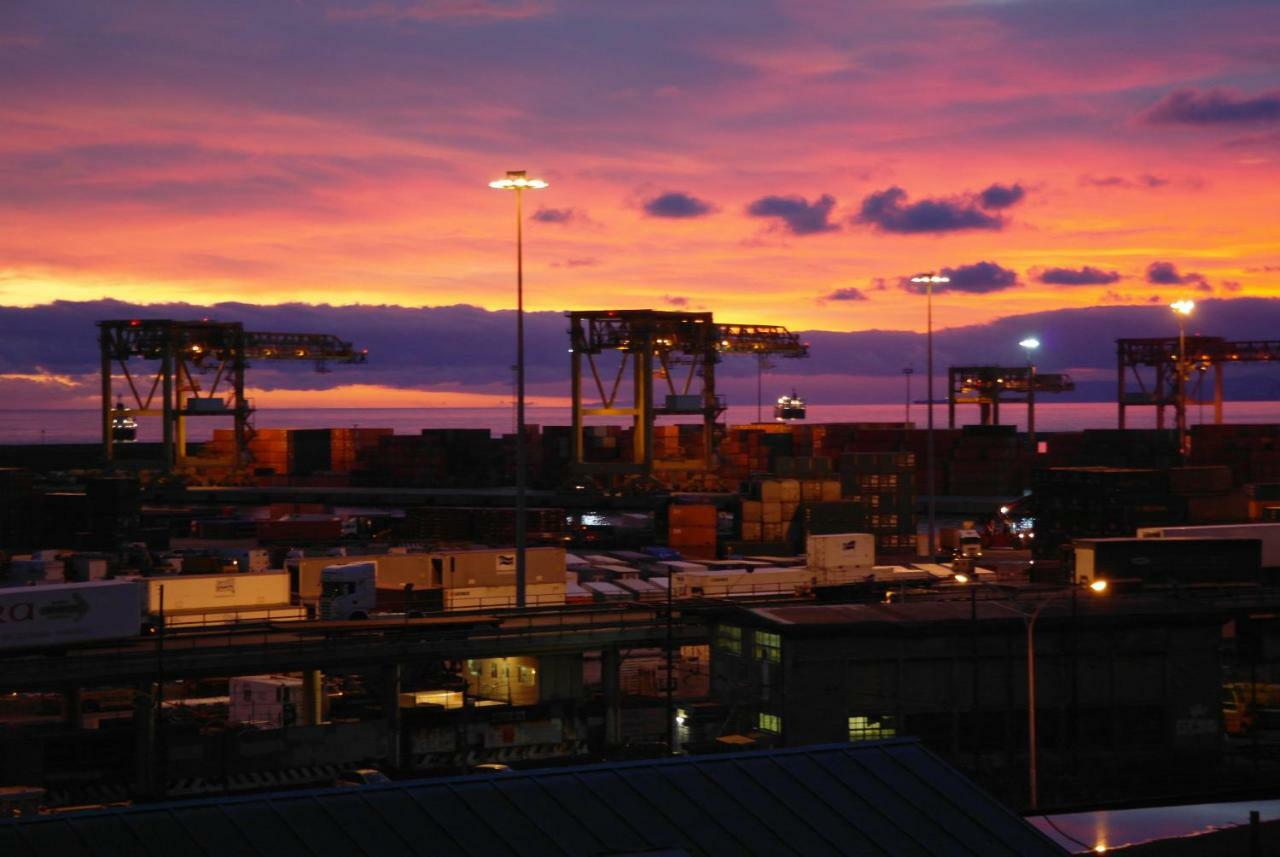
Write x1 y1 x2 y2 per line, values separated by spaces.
602 647 623 748
384 664 403 771
132 681 158 798
301 669 324 725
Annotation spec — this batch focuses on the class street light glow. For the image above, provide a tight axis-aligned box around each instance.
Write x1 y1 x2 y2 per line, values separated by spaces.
910 274 951 284
489 170 548 190
1170 299 1195 316
1019 337 1040 350
1090 579 1108 593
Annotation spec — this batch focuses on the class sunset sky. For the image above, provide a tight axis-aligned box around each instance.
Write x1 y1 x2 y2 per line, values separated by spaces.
3 1 1280 409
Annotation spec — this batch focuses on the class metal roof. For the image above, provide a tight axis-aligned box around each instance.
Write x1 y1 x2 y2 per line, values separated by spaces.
0 740 1064 856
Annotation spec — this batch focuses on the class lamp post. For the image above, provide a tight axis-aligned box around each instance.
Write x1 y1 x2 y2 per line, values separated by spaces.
1019 337 1039 450
956 576 1108 811
490 170 548 608
903 367 914 424
1170 300 1195 460
911 274 950 559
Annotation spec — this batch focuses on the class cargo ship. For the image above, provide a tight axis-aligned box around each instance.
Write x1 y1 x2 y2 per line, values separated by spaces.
774 391 806 421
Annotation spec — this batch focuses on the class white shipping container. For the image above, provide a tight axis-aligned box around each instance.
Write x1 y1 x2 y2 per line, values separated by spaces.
146 571 290 614
672 567 816 598
806 533 876 571
439 547 566 588
0 580 144 650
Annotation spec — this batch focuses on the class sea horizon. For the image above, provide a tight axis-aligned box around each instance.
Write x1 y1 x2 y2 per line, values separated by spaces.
5 400 1280 445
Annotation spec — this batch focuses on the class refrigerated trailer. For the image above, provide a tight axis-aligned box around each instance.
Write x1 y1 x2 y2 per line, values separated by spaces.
0 580 143 651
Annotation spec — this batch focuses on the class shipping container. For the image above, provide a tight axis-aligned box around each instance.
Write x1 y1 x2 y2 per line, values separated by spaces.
0 580 143 650
806 533 876 571
436 547 566 588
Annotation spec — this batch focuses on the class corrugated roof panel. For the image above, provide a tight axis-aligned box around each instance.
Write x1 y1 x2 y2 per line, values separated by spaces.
357 787 469 855
721 754 885 857
0 818 89 857
549 766 685 853
445 779 569 856
66 813 155 856
404 781 516 855
163 804 259 855
611 764 751 857
701 757 860 857
117 809 205 857
212 800 308 856
652 763 777 855
772 751 917 855
0 742 1066 857
878 742 1056 856
489 773 605 856
512 771 635 852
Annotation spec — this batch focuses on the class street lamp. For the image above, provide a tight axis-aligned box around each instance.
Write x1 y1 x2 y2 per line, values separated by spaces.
1170 300 1195 459
956 576 1108 811
490 169 548 608
911 274 950 559
1019 337 1040 450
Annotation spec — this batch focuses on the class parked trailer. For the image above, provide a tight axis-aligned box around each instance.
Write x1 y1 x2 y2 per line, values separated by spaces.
1074 537 1262 585
1137 523 1280 568
0 580 143 651
671 567 817 599
144 571 291 614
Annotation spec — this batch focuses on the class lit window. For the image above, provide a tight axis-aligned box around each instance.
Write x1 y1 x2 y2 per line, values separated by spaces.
753 630 782 663
757 712 782 734
848 714 896 742
467 659 480 677
517 666 534 684
716 624 743 656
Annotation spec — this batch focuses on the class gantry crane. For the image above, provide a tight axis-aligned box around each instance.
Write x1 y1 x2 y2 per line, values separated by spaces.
567 310 807 482
99 319 366 468
1116 336 1280 429
947 366 1075 428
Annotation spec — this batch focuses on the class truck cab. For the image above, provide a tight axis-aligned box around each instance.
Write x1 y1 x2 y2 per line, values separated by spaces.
320 562 376 620
953 529 983 559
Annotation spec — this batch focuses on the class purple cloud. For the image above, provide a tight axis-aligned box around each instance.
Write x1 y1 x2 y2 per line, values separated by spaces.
1142 88 1280 126
532 207 579 224
1037 266 1121 286
822 287 868 302
855 186 1014 234
978 183 1025 210
1146 261 1205 286
901 261 1019 294
746 194 838 236
643 191 715 219
1079 174 1170 189
663 294 690 307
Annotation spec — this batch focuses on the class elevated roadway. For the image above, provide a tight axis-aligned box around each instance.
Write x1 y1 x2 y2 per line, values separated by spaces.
0 605 711 691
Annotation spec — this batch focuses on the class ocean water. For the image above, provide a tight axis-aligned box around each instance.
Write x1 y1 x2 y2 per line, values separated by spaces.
5 401 1280 445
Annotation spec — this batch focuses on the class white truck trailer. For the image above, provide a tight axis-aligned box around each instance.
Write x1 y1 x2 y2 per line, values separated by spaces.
0 580 143 650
